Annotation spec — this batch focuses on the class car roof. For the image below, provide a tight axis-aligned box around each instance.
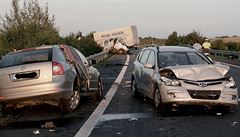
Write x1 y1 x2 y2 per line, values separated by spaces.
143 45 198 52
7 45 60 55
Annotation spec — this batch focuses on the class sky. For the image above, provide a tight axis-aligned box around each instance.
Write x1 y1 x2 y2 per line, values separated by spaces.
0 0 240 38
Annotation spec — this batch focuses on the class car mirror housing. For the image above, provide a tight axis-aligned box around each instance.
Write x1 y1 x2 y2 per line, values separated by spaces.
91 59 97 65
144 63 154 69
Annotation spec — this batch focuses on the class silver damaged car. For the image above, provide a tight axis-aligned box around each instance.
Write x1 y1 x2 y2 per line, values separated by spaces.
131 46 238 112
0 45 103 113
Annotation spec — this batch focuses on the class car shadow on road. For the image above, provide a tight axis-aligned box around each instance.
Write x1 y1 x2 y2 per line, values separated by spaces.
0 97 101 129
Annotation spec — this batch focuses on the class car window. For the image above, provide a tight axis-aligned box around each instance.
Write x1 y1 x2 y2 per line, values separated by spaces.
53 47 66 61
158 51 210 68
140 50 150 64
137 50 144 62
0 49 52 68
146 50 155 65
187 52 210 65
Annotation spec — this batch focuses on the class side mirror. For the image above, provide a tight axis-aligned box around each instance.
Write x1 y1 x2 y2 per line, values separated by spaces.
91 59 97 65
204 53 210 56
144 63 154 69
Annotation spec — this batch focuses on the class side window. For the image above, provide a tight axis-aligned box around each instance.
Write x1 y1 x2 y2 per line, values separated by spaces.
75 49 89 65
54 48 66 61
140 50 150 64
137 51 144 62
146 50 155 65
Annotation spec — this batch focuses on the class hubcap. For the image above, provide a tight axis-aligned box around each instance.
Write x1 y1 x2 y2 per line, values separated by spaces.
69 91 80 110
154 89 160 108
98 80 103 96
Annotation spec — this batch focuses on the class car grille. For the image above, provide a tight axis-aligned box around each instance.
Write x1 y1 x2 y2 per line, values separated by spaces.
184 81 222 87
187 90 221 100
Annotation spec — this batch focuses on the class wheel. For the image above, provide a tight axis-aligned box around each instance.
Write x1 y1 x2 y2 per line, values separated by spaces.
154 88 161 109
60 89 80 113
131 77 139 97
94 77 103 100
153 88 168 113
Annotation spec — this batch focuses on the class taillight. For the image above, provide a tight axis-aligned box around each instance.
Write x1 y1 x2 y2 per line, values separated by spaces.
52 62 65 75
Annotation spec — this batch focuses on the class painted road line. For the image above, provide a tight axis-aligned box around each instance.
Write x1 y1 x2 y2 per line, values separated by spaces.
99 113 152 123
75 55 130 137
215 61 240 69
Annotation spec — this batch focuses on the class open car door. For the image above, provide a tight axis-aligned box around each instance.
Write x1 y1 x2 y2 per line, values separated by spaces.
60 45 89 83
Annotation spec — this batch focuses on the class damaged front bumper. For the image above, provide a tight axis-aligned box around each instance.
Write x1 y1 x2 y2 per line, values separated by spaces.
159 83 239 107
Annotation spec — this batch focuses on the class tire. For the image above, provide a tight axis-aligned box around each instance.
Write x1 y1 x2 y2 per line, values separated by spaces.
131 77 139 97
94 77 103 100
153 88 168 113
1 104 14 115
60 89 80 113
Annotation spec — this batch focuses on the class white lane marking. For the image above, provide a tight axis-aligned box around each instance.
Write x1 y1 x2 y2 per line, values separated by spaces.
99 113 152 123
215 61 240 68
75 55 130 137
102 77 118 80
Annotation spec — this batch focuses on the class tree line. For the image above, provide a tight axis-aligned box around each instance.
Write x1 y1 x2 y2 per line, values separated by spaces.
0 0 102 57
140 31 240 52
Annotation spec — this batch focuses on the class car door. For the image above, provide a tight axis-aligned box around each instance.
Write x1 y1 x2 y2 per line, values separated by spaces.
133 50 144 88
137 50 151 92
74 49 98 91
142 50 155 97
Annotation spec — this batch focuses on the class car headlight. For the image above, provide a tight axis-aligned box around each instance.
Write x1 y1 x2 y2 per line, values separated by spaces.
161 77 181 86
225 79 236 89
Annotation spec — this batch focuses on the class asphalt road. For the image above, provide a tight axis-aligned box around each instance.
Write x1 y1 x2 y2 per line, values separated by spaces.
0 48 240 137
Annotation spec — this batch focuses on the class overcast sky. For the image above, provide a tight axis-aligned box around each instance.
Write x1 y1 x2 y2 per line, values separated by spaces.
1 0 240 38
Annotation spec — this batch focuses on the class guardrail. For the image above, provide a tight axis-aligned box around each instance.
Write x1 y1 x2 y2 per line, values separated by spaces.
210 49 240 60
86 51 110 64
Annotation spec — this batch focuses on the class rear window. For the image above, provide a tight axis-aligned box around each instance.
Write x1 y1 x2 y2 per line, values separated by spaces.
0 49 52 68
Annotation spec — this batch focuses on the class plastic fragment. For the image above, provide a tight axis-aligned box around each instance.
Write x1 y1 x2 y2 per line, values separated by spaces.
116 132 122 135
231 121 238 126
33 129 40 135
129 118 138 121
44 122 55 129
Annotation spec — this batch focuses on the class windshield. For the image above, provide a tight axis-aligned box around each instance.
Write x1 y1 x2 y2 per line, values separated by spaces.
158 51 212 68
0 49 52 68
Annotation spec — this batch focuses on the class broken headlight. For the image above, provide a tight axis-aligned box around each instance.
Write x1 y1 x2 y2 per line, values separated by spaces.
225 78 236 89
161 77 181 86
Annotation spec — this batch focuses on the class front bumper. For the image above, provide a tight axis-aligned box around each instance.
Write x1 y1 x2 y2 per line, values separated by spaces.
159 83 239 107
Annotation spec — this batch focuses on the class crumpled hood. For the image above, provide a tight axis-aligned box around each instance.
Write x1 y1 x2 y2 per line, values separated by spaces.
165 64 230 81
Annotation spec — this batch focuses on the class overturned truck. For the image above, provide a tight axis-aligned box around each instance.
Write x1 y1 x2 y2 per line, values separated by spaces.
93 25 140 54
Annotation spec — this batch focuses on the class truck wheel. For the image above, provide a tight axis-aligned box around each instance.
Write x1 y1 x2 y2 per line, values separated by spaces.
60 89 80 113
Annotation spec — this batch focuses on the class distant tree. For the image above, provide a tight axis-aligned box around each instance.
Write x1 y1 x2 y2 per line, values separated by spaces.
225 42 240 51
211 40 226 50
184 31 205 45
0 0 59 51
60 32 102 56
166 31 205 46
165 31 179 45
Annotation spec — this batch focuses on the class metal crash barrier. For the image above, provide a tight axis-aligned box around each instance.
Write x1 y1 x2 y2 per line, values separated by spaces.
210 50 240 60
87 51 110 64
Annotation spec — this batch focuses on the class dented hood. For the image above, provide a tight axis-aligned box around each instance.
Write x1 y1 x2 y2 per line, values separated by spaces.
165 64 229 81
